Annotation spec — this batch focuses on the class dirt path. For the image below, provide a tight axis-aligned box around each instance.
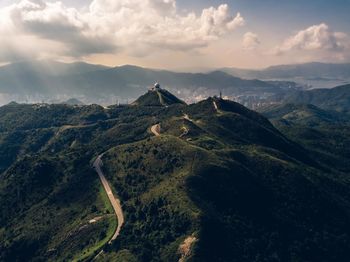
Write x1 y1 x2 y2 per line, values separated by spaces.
178 235 197 262
179 126 189 138
213 101 219 112
183 114 193 122
93 155 124 244
156 90 165 106
151 124 161 136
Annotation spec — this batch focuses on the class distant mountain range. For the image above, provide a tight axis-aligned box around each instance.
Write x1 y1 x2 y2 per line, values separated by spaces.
221 62 350 88
0 60 302 106
260 103 350 126
0 60 349 106
282 84 350 113
60 98 85 105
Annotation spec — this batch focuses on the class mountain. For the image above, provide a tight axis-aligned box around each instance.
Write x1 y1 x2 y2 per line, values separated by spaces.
259 103 350 126
0 61 110 102
260 102 350 173
0 61 301 106
1 89 350 261
224 62 350 79
60 98 85 105
132 87 186 106
0 60 109 77
222 62 350 88
2 61 349 107
282 84 350 113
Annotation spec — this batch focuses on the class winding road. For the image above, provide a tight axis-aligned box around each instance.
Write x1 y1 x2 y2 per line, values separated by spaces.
93 155 124 244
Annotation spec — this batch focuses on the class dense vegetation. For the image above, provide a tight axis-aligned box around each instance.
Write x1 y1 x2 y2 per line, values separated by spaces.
260 103 350 172
281 84 350 113
1 89 350 261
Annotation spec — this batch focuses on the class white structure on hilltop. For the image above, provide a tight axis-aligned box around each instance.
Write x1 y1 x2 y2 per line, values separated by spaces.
150 82 161 91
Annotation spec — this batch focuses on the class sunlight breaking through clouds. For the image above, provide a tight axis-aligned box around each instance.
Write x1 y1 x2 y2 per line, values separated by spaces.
0 0 245 62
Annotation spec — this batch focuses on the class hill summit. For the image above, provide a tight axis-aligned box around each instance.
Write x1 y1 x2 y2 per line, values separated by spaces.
132 84 186 106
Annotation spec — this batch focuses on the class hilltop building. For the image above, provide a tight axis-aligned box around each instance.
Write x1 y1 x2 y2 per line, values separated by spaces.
150 82 161 91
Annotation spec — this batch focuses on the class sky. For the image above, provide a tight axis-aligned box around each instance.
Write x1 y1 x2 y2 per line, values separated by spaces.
0 0 349 69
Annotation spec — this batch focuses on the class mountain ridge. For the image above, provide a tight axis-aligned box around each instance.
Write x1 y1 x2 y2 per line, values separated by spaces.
1 89 350 261
221 62 350 89
0 60 301 106
282 84 350 113
221 62 350 79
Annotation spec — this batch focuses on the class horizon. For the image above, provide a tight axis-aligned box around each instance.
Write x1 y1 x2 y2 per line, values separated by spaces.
0 0 349 69
1 59 350 72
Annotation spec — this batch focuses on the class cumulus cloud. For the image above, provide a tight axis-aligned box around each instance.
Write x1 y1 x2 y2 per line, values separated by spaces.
0 0 245 62
242 32 260 50
274 23 349 55
0 0 116 60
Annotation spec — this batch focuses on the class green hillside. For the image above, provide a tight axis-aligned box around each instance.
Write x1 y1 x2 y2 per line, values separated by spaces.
261 103 350 172
132 88 186 107
260 103 350 126
1 90 350 261
282 84 350 113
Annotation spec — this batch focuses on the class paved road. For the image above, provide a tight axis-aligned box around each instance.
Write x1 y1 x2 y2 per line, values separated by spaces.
93 155 124 244
151 124 161 136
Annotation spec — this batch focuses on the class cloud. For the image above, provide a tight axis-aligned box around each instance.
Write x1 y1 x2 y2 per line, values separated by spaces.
1 1 118 57
0 0 245 62
274 23 349 55
242 32 260 50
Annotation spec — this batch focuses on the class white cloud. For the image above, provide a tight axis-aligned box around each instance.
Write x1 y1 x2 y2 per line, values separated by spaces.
0 0 245 62
274 23 349 55
242 32 260 50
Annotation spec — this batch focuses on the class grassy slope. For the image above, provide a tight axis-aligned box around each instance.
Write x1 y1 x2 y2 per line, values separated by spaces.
260 103 350 172
283 84 350 113
1 95 350 261
101 136 203 261
132 89 186 107
72 186 118 262
99 98 350 261
0 143 124 261
0 104 156 261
